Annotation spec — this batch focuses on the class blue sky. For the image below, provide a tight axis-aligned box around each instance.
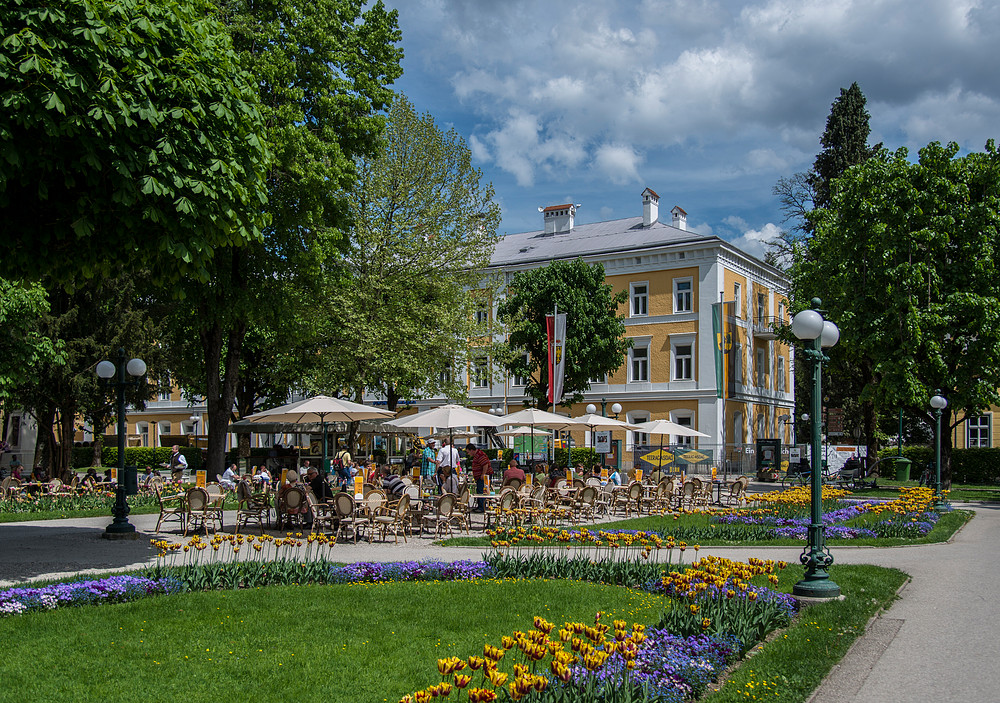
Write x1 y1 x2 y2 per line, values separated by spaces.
382 0 1000 259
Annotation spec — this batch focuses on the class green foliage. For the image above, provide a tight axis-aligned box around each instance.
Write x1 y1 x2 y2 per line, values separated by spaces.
809 82 880 210
309 94 500 406
96 446 200 470
554 447 601 469
657 594 791 657
0 279 64 402
877 446 1000 484
498 258 630 407
484 552 666 587
0 0 269 284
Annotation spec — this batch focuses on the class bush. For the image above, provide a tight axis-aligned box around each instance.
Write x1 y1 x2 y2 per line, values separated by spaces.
553 446 600 469
101 446 201 471
877 445 1000 484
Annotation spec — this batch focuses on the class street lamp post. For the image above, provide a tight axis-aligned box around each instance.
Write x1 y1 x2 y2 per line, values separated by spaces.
930 393 948 509
790 298 840 599
96 349 146 539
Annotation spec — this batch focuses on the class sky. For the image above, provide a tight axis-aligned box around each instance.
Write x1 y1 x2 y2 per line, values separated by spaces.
380 0 1000 260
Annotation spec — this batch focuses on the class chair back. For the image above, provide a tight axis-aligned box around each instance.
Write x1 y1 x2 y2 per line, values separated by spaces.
395 493 411 518
207 483 223 501
436 493 456 517
237 480 253 504
627 481 642 501
284 486 306 512
186 487 209 512
682 481 696 499
579 485 597 506
333 491 355 519
48 478 62 492
503 477 522 491
585 477 601 487
365 491 386 515
457 484 471 507
572 478 585 489
497 489 516 513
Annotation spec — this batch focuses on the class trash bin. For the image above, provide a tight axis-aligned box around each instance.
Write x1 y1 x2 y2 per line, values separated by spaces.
124 465 139 496
894 457 911 482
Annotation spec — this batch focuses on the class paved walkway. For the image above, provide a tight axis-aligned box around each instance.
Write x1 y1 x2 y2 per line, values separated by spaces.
1 504 997 701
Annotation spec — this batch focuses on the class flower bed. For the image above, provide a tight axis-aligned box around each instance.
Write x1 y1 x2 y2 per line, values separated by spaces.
0 575 183 616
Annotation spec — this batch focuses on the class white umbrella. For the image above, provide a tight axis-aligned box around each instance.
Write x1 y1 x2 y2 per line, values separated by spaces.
571 413 641 469
497 426 552 436
498 408 582 466
387 404 505 456
632 419 710 472
243 395 395 473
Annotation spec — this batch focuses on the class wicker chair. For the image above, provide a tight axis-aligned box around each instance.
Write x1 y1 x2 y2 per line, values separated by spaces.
304 488 337 536
278 486 309 531
451 484 472 534
422 493 457 538
234 480 270 535
572 485 599 523
641 479 672 514
154 482 186 533
205 483 226 530
722 480 747 508
612 481 643 517
333 492 369 543
184 487 222 536
373 493 412 544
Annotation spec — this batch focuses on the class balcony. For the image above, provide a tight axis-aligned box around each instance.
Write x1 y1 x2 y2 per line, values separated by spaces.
751 315 782 340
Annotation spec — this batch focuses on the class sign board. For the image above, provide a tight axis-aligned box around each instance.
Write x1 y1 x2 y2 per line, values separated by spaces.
196 470 207 488
595 431 611 454
789 447 802 463
110 468 118 483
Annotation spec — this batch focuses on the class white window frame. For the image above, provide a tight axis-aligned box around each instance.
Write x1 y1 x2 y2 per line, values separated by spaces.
757 292 767 322
439 364 453 386
629 342 650 382
671 412 695 447
512 354 529 387
137 421 149 447
778 300 786 324
672 339 694 381
476 305 489 325
776 356 786 393
626 410 650 450
733 342 743 384
588 373 608 385
674 277 693 313
733 282 742 317
630 282 649 317
157 421 171 443
967 415 991 448
756 348 766 387
472 358 489 389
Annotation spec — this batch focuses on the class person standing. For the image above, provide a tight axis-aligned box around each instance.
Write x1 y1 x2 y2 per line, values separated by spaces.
165 445 187 481
436 439 461 492
421 440 438 483
466 443 492 512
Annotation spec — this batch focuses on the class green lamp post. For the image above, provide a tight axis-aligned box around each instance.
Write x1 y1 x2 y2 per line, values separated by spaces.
791 298 841 599
930 392 947 509
96 349 146 539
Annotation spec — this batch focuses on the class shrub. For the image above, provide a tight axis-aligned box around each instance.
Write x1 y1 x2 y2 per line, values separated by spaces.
100 446 201 471
554 447 600 469
877 445 1000 484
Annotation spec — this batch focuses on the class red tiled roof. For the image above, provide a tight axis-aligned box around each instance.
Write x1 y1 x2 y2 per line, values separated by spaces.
671 205 687 215
542 204 574 213
641 187 660 199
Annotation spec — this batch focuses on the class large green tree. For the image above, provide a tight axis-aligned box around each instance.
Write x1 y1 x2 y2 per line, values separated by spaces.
0 280 63 409
162 0 402 475
307 94 501 410
498 259 630 408
796 141 1000 486
0 0 268 284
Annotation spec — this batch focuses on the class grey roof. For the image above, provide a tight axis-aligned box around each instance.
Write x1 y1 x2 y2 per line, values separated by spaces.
490 216 718 267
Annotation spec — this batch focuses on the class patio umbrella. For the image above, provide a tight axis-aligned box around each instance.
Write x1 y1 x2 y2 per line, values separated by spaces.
498 408 583 466
632 419 711 472
387 404 506 459
244 395 395 474
571 413 641 468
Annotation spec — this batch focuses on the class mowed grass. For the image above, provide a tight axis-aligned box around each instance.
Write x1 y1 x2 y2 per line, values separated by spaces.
0 579 669 703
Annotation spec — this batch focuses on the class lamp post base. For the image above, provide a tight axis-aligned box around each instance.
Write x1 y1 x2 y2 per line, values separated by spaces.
792 573 841 599
101 529 140 540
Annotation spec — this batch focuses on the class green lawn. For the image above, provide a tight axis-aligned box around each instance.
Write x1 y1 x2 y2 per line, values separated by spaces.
0 564 905 703
0 579 667 703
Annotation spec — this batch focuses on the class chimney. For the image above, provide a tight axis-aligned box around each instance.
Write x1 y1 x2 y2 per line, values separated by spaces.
641 187 659 227
538 203 579 234
671 205 687 231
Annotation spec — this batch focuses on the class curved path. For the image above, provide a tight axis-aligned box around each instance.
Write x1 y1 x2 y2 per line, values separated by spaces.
2 504 997 702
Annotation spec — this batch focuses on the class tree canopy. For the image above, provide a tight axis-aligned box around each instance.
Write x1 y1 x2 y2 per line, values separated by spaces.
498 259 630 408
796 141 1000 483
308 94 501 409
0 0 269 284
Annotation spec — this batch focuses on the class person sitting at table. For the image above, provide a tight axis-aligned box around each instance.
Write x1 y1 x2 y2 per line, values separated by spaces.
546 463 564 487
219 463 239 489
305 467 335 503
440 466 461 495
81 468 99 490
607 467 622 486
8 455 23 480
253 465 272 487
31 465 48 483
381 467 406 498
502 458 525 485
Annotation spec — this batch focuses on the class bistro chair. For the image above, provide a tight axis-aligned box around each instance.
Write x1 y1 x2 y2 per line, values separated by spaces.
154 482 186 534
235 480 270 535
373 493 412 544
333 492 369 543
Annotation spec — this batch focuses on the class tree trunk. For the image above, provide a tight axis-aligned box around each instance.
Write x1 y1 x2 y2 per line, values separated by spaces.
58 403 76 480
862 399 878 474
201 318 245 481
91 433 103 467
34 405 57 473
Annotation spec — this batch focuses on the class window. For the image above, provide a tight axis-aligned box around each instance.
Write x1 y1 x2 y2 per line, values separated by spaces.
673 415 694 447
777 356 786 392
472 359 489 389
627 412 650 450
157 421 171 442
512 354 529 387
674 278 692 313
673 343 693 380
757 293 767 321
630 282 648 316
158 377 172 402
733 282 742 316
733 342 743 383
778 301 786 323
630 345 649 382
588 373 608 385
137 422 149 447
439 364 452 386
476 305 489 325
756 348 766 387
968 415 991 448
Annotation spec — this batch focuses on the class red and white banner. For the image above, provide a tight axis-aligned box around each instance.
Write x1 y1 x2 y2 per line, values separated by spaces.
546 312 567 405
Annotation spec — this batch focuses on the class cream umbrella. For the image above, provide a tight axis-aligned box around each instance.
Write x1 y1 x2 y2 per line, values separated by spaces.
243 395 395 474
498 408 583 465
387 404 506 457
571 412 641 469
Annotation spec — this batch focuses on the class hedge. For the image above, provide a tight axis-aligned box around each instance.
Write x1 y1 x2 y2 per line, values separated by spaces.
72 446 201 471
877 445 1000 484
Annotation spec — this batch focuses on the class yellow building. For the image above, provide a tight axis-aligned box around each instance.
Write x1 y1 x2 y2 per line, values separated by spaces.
398 188 794 471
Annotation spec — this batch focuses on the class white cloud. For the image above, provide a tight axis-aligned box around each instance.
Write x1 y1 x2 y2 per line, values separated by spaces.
723 215 748 230
728 222 782 260
688 221 714 235
593 143 644 185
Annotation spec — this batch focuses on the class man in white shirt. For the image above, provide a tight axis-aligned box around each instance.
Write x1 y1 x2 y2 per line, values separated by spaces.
436 438 461 491
219 463 238 489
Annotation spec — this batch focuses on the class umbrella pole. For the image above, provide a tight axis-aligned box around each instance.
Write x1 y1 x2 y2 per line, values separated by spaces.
658 434 664 473
320 414 329 475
